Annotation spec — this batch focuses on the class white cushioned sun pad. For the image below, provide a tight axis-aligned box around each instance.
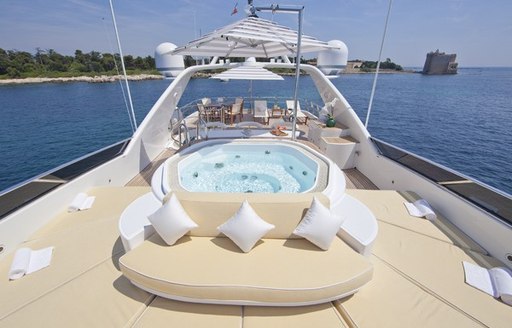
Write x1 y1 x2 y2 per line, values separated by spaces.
119 235 372 306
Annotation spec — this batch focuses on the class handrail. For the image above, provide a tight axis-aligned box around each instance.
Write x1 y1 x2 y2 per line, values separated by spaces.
169 106 188 147
177 96 323 117
170 96 324 146
371 137 512 226
178 123 190 147
196 116 208 140
0 138 131 220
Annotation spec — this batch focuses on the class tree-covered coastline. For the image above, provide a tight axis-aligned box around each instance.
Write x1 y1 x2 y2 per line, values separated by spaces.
360 58 403 71
0 48 158 79
0 48 407 82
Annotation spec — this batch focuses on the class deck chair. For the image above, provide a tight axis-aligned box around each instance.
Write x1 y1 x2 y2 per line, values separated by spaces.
253 100 270 125
198 102 221 122
201 97 211 106
197 103 207 121
226 101 243 125
286 100 309 124
235 97 244 119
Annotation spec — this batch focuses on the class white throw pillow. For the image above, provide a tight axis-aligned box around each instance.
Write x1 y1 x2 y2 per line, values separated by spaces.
293 197 344 250
148 193 198 245
217 200 275 253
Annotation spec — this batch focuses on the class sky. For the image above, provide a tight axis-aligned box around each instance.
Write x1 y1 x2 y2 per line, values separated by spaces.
1 0 511 67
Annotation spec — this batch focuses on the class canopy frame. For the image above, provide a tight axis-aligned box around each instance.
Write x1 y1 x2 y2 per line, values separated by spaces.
254 4 303 140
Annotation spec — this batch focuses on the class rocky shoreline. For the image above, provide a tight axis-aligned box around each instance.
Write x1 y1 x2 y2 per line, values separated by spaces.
0 74 164 85
342 68 417 74
0 69 417 85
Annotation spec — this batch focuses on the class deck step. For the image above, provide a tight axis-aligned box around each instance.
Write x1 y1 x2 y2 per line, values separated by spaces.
308 121 353 146
319 136 359 169
343 169 379 190
127 149 175 187
322 136 358 144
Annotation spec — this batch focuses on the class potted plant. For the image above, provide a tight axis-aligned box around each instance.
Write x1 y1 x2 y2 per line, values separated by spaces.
326 113 336 127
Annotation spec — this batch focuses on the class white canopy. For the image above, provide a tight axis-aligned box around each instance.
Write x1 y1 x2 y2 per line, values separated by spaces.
211 59 284 81
211 59 283 101
171 17 337 58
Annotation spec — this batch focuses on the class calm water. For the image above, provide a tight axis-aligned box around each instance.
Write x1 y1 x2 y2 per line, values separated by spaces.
0 68 511 194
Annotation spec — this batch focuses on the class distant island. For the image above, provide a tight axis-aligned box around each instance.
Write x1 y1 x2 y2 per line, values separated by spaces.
0 48 410 85
304 57 411 74
344 58 413 73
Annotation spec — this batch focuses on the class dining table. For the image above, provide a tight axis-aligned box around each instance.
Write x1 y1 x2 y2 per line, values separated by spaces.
203 102 234 123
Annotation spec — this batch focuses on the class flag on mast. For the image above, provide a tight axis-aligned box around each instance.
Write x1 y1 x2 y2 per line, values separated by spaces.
231 2 238 15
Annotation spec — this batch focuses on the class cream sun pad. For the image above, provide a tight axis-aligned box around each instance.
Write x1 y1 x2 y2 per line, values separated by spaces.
119 235 373 306
119 191 373 305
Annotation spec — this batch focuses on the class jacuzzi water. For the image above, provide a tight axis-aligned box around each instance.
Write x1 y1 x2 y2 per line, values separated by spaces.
179 144 318 193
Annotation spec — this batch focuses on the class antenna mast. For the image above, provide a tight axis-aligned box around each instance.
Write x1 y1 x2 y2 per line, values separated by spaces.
247 1 258 17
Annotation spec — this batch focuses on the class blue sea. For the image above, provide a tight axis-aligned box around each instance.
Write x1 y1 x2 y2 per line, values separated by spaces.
1 67 511 195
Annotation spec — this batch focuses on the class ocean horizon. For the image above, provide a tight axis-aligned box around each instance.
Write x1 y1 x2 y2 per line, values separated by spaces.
0 67 511 195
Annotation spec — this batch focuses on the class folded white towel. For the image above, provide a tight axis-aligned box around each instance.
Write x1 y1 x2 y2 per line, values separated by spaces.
463 261 512 306
68 193 95 212
404 199 437 220
9 247 54 280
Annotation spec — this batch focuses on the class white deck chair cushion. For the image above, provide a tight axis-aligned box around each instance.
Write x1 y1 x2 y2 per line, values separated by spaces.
218 200 275 253
148 193 198 245
254 101 269 118
293 197 344 250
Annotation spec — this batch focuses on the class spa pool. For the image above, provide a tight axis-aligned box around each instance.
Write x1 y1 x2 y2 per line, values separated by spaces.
177 143 319 193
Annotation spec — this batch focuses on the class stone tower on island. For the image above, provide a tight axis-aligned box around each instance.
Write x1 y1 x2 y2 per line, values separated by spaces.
422 50 458 75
